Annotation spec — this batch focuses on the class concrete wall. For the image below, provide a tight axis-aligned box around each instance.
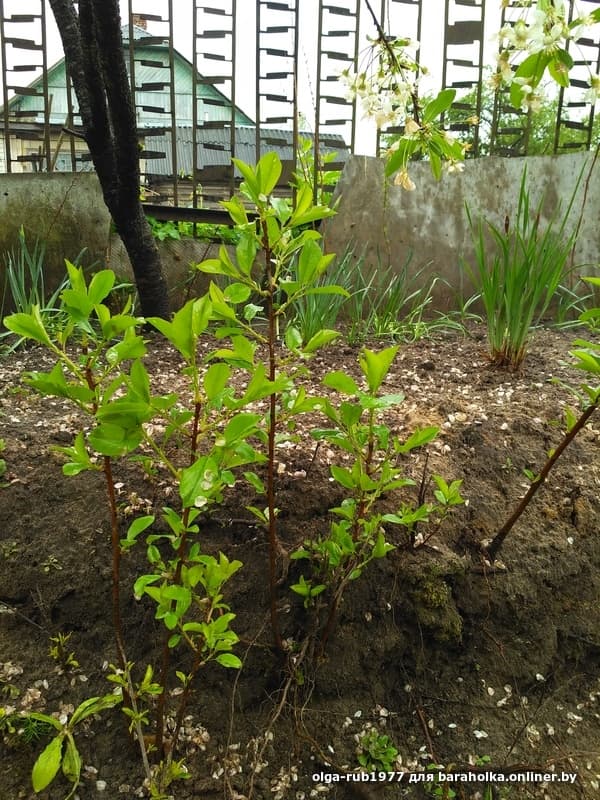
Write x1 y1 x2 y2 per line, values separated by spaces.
0 172 217 315
0 173 111 307
2 155 598 318
322 152 600 312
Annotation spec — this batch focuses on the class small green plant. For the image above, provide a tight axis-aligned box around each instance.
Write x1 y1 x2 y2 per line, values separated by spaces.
24 693 121 799
292 345 464 651
346 256 434 343
3 264 267 782
48 633 79 671
194 151 344 648
146 215 240 245
357 727 398 772
0 227 69 349
424 765 457 799
465 165 581 369
287 244 361 344
554 279 596 328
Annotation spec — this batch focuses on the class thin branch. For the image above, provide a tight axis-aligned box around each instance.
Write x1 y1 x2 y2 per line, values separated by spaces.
486 401 598 561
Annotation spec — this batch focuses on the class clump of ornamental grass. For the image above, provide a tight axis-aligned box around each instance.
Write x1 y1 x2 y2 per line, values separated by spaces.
465 166 581 370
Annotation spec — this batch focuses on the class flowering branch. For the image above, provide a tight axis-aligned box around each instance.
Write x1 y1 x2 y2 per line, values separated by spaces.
494 0 600 112
339 0 469 189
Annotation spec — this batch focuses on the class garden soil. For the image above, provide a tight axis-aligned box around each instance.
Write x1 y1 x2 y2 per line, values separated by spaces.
1 325 600 800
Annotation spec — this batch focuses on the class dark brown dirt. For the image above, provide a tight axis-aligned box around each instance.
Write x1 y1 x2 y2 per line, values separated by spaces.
1 324 600 800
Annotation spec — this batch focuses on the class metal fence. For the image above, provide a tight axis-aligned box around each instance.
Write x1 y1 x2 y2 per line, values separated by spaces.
0 0 599 211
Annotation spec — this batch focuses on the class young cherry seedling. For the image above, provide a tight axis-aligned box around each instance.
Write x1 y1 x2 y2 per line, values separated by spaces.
292 344 464 653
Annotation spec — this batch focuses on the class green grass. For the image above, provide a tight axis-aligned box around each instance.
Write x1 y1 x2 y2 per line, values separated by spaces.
465 166 580 369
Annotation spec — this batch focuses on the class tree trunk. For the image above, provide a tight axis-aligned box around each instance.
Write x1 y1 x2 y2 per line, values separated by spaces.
48 0 170 319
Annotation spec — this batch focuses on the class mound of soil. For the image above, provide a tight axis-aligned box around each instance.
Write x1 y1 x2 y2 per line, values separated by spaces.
1 325 600 800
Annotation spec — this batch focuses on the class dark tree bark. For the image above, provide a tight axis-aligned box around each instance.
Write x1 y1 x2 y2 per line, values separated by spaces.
49 0 170 318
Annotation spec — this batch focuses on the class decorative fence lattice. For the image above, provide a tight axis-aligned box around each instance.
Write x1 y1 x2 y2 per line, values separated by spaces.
0 0 599 209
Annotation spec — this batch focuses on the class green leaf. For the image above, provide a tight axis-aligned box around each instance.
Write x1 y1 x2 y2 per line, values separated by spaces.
70 693 122 725
204 362 231 400
572 349 600 374
302 329 340 354
122 515 155 550
224 282 252 304
244 471 265 494
285 325 303 351
302 285 349 298
359 345 399 393
330 465 356 489
323 371 360 395
32 735 63 792
149 295 211 360
339 400 362 428
180 456 217 508
422 89 456 124
385 137 419 178
235 233 258 277
3 307 53 346
24 712 63 731
509 52 551 109
232 158 260 200
429 148 443 181
244 302 263 322
25 362 92 403
88 422 143 457
297 238 323 285
221 196 249 226
88 270 116 305
548 49 573 88
396 426 439 453
58 430 97 476
372 530 395 559
216 653 242 669
105 332 146 366
61 736 82 783
222 412 261 445
129 359 151 403
292 182 313 219
247 505 268 524
272 196 291 223
256 152 282 196
289 205 336 227
148 300 196 361
65 260 86 293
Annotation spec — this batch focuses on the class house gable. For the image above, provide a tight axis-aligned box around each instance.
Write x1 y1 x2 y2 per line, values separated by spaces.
2 25 253 129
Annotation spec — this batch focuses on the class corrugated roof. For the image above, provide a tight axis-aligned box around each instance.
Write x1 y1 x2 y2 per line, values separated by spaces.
0 26 253 128
142 125 348 178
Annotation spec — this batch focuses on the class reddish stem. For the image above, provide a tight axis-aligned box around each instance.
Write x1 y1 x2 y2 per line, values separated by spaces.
486 401 597 561
103 456 129 673
261 218 283 651
155 399 202 756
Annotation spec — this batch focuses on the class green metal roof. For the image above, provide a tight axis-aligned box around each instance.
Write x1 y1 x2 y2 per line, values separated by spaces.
4 24 253 128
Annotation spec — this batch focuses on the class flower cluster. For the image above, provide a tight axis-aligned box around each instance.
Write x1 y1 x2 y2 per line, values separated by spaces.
495 1 600 111
339 36 421 130
339 35 469 188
